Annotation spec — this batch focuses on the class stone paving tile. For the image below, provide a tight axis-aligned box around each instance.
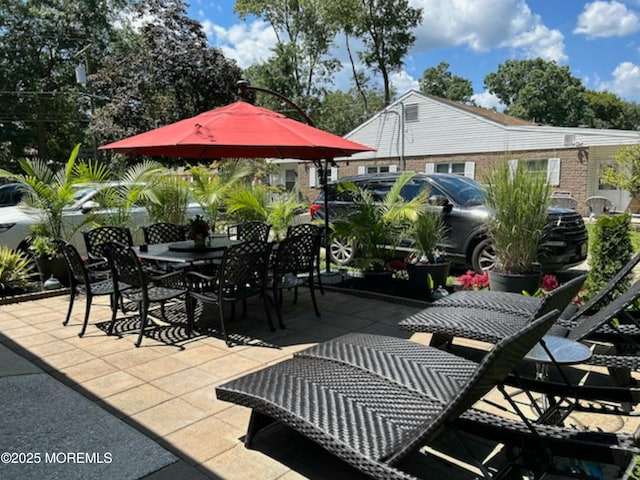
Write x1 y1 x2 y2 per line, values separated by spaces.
125 356 192 382
194 353 264 384
60 357 120 383
14 331 64 348
102 345 166 369
150 367 220 396
105 383 175 417
81 370 145 398
132 398 209 437
166 344 231 367
179 385 233 415
164 415 240 464
19 337 76 358
202 443 290 480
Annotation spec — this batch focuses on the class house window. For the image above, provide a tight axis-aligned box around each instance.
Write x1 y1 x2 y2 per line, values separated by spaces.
285 169 297 191
359 165 398 175
522 159 548 174
508 158 561 186
598 163 617 190
404 104 419 123
367 165 390 174
435 162 466 175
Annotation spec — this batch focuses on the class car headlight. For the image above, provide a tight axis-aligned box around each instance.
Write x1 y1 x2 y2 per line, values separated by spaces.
0 223 16 233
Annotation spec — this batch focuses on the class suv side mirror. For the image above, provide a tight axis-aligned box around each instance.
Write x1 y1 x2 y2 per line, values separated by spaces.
81 200 100 213
429 195 452 212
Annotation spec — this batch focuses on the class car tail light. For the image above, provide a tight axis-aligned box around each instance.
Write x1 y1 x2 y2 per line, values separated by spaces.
309 204 321 217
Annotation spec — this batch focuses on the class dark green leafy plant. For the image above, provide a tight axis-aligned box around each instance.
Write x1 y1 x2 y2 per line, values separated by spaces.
0 246 35 294
583 214 632 307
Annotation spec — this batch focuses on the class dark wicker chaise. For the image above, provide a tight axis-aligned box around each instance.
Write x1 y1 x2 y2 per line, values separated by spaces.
215 311 637 479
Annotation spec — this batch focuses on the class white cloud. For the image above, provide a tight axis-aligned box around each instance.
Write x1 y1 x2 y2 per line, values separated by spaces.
472 91 504 110
574 1 640 38
409 0 567 62
200 19 277 69
598 62 640 99
391 70 420 96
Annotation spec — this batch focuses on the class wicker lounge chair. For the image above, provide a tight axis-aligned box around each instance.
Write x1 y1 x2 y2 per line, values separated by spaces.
399 275 640 410
217 311 638 479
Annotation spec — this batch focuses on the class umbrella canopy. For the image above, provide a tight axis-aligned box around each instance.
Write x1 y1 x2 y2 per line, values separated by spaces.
99 101 374 161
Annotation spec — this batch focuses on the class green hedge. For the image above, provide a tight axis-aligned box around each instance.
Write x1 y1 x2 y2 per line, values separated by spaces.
583 214 633 307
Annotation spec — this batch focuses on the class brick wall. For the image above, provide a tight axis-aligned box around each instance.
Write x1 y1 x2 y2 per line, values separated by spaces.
297 148 589 214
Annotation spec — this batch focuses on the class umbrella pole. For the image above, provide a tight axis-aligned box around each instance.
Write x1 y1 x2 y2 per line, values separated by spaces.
320 158 342 283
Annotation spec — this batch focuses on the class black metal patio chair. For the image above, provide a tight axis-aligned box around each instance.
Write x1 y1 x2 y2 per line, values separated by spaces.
104 242 187 347
185 240 274 346
227 221 271 242
269 233 321 325
83 226 133 263
58 240 128 337
142 222 187 245
216 311 638 479
286 223 325 295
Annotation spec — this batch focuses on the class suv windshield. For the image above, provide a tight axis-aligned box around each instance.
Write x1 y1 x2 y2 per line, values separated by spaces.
434 175 485 206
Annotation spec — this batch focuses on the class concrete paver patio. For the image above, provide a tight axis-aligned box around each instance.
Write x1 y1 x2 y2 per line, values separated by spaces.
0 287 638 479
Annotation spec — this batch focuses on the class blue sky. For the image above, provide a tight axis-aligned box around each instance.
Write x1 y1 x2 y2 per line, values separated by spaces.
186 0 640 108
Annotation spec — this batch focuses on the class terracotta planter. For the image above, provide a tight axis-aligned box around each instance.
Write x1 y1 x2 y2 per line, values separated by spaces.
488 270 541 295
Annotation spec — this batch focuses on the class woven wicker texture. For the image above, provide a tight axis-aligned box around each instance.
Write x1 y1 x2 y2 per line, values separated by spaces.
217 312 559 478
431 290 541 316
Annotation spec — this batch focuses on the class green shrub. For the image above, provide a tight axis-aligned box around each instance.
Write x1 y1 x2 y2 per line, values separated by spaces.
0 246 35 294
583 213 633 307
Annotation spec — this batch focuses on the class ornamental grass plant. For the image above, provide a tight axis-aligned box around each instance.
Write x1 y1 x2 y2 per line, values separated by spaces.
483 161 551 274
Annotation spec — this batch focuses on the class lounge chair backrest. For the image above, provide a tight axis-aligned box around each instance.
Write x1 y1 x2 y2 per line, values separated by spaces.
534 273 586 318
569 252 640 320
568 280 640 342
389 308 559 464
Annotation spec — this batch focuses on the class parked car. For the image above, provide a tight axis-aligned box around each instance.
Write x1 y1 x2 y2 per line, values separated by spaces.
0 183 26 207
310 173 588 272
0 182 204 255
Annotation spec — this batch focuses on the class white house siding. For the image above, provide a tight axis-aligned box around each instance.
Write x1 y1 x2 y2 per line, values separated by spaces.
294 90 640 211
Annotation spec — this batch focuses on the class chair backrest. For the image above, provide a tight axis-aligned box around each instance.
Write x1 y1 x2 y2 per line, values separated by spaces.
535 273 586 318
103 241 146 291
142 222 187 245
389 308 559 464
219 241 269 293
568 280 640 342
57 240 88 288
586 196 613 216
569 252 640 319
84 226 133 260
228 222 271 242
286 223 323 239
274 233 318 276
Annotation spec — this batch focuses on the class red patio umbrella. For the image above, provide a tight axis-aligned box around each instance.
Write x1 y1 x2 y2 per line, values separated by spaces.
99 101 373 160
99 100 376 273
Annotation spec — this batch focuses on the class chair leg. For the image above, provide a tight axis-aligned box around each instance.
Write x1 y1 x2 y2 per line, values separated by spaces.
135 302 148 347
107 294 119 336
78 294 93 337
218 302 231 346
308 274 320 318
272 284 284 329
316 261 325 295
185 296 194 336
263 289 277 331
63 291 76 326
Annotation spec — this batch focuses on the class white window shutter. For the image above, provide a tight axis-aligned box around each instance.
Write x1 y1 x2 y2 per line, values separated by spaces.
464 162 475 179
508 159 518 179
330 166 338 181
309 167 317 187
425 163 435 174
547 158 561 186
357 165 366 175
389 164 398 173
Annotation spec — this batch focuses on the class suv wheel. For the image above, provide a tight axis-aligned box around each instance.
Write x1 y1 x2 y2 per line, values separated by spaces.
471 238 496 273
329 236 357 265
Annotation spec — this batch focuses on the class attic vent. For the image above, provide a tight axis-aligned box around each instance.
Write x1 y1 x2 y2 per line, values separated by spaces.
404 103 419 123
563 134 575 146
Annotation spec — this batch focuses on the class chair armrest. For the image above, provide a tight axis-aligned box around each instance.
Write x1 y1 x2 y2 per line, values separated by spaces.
150 270 186 289
185 270 217 292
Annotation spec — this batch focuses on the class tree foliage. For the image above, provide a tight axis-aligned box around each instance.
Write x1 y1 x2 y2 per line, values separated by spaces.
0 0 128 162
484 58 588 126
91 0 243 171
600 144 640 202
419 62 474 103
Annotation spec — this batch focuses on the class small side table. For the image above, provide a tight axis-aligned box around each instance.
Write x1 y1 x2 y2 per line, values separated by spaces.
524 335 592 424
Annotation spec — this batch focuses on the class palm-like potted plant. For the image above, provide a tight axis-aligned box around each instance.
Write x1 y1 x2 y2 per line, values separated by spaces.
483 160 551 293
332 172 428 283
406 209 450 295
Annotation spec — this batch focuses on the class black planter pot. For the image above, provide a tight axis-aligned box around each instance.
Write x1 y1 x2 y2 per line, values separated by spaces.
362 270 393 287
488 270 541 295
36 255 70 287
406 262 451 298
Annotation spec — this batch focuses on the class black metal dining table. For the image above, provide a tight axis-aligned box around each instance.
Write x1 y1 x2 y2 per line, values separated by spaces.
133 237 240 266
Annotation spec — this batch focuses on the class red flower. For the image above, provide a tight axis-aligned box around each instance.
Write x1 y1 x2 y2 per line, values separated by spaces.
540 274 559 292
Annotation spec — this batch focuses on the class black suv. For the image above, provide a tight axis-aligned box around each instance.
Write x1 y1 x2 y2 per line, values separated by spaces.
310 173 588 272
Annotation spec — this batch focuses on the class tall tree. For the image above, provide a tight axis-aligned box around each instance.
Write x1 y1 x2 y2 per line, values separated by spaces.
90 0 243 170
484 58 588 126
340 0 422 106
419 62 473 103
0 0 128 163
234 0 340 101
315 87 385 136
583 90 638 130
